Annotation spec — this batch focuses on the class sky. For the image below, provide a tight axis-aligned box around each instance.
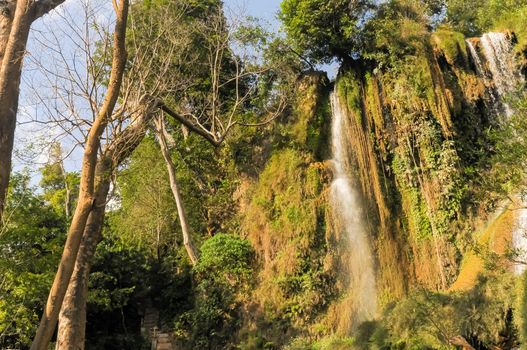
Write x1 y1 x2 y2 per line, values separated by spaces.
13 0 337 179
224 0 282 26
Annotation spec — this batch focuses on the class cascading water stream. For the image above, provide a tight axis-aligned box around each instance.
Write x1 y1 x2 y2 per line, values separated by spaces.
329 91 377 324
466 39 500 112
480 32 522 99
467 32 527 275
466 32 524 116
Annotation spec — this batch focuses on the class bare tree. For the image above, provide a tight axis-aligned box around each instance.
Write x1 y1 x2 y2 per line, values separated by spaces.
154 114 199 265
56 98 158 349
26 2 288 348
51 4 200 344
154 5 286 148
30 1 130 348
0 0 67 222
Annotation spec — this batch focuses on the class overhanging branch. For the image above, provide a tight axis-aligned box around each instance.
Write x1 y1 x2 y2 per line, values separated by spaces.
30 0 66 21
157 101 223 147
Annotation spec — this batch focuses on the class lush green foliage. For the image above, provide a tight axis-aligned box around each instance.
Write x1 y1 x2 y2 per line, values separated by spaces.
2 1 527 349
280 0 375 63
446 0 527 37
180 234 254 348
0 174 66 348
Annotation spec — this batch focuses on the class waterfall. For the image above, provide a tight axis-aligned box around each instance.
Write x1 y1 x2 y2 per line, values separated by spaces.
480 32 522 99
467 33 527 275
466 32 524 116
329 91 377 325
466 39 500 114
466 40 486 77
513 206 527 275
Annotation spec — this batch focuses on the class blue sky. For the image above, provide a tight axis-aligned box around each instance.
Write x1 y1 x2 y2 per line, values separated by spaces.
223 0 282 25
223 0 339 78
14 0 337 178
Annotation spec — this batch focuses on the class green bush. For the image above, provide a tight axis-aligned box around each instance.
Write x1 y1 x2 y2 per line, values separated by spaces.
185 234 255 348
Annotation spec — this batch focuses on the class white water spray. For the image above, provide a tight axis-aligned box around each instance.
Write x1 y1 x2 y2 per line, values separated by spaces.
466 39 500 113
466 40 485 77
467 33 527 275
329 91 377 324
480 32 522 99
513 206 527 275
466 32 524 116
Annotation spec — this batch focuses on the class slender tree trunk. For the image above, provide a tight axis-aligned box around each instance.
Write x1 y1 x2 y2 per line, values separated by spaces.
155 116 199 265
0 0 31 222
55 100 157 350
56 160 111 350
0 0 14 222
0 0 66 222
31 2 129 349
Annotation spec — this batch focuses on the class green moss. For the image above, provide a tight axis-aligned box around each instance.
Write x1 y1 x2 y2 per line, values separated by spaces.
337 70 363 122
245 147 334 338
291 73 331 158
432 26 468 65
309 90 332 159
391 152 433 240
407 188 433 240
493 7 527 54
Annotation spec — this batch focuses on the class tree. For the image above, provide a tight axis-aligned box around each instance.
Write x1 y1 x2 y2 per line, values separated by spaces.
154 115 199 265
31 1 131 348
279 0 375 63
40 143 79 218
0 0 66 222
0 173 65 348
55 98 159 349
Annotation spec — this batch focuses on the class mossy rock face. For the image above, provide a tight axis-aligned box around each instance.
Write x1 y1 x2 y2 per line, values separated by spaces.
240 147 335 346
234 24 523 346
431 26 468 67
291 71 332 159
237 72 336 346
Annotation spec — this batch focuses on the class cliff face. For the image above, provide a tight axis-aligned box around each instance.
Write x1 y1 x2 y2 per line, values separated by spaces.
333 29 526 306
235 29 525 346
335 29 490 296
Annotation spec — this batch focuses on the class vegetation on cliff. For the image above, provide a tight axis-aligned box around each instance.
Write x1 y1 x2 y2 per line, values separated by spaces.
0 0 526 349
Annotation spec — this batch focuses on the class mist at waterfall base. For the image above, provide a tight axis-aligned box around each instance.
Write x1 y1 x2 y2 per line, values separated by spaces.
466 32 527 274
328 91 377 330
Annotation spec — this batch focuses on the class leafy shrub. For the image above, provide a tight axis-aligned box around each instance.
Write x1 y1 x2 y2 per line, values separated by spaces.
184 234 255 348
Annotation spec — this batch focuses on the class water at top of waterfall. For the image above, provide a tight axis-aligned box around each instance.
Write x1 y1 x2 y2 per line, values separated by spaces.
466 32 524 117
480 32 522 98
331 92 350 180
329 91 377 325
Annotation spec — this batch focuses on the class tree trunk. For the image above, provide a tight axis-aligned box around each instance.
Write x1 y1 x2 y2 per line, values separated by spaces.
56 160 111 350
55 99 157 350
0 0 66 222
0 0 31 222
31 2 129 349
155 116 199 265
